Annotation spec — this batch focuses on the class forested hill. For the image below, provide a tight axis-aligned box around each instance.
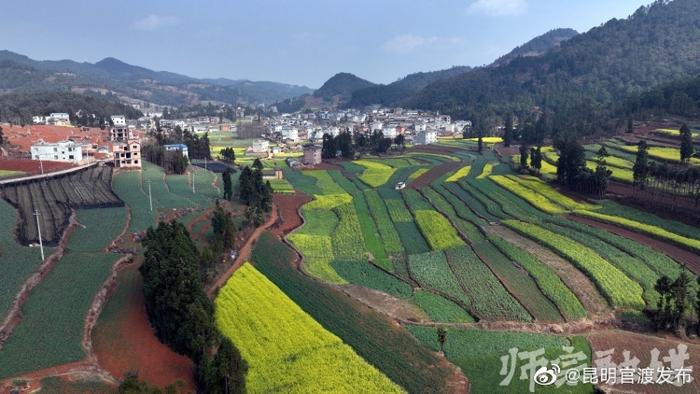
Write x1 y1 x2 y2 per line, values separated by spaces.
490 28 578 67
348 66 471 107
313 73 377 100
0 51 312 106
405 0 700 134
0 91 142 126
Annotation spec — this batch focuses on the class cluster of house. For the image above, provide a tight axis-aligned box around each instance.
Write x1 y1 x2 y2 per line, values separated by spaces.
28 115 143 169
32 113 72 127
263 107 469 146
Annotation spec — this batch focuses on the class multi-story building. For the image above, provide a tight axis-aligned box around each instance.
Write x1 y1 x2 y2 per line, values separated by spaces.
31 140 84 164
414 130 437 145
111 115 127 127
164 143 189 159
111 127 142 168
303 145 322 165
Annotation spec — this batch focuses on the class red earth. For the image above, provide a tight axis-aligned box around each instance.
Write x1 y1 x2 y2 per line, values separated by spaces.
3 125 109 152
408 160 463 189
587 330 700 394
92 262 195 391
0 158 75 175
271 192 312 236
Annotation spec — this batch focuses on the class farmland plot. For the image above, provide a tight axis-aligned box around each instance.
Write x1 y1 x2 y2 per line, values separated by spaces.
2 165 122 244
505 220 644 309
407 251 476 316
215 263 403 393
252 232 456 392
0 207 126 378
445 246 532 321
408 327 593 394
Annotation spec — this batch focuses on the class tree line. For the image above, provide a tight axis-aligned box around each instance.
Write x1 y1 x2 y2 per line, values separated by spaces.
140 221 246 393
321 129 405 160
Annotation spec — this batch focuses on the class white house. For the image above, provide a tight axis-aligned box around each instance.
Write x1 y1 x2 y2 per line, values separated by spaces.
32 116 45 124
414 130 437 145
382 126 398 139
31 140 83 163
251 139 270 153
111 115 127 127
164 143 189 158
48 113 71 126
281 127 299 142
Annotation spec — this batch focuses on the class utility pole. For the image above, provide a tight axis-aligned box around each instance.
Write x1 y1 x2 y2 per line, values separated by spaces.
39 158 44 175
33 209 45 261
146 180 153 212
192 170 196 194
204 157 207 171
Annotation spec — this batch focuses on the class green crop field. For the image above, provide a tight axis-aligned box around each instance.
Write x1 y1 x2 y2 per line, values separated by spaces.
489 236 587 320
216 263 403 393
408 327 593 393
505 220 644 308
355 160 396 187
0 207 126 378
0 200 53 321
252 232 456 392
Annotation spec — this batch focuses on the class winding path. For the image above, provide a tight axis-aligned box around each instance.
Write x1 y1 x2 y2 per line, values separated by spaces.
207 203 278 297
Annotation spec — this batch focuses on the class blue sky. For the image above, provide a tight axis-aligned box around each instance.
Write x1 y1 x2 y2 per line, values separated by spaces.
2 0 648 87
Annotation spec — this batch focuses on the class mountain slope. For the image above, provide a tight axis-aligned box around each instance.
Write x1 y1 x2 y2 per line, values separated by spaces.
313 73 376 100
348 66 471 107
0 51 312 106
406 0 700 133
491 28 578 67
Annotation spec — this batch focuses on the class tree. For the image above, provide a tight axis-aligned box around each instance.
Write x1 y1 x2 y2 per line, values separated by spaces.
555 137 587 189
375 137 393 154
197 338 247 394
219 147 236 164
503 115 513 147
680 124 695 164
626 118 634 134
394 134 405 151
597 145 608 166
211 204 236 250
633 140 650 189
0 126 4 145
530 146 542 173
321 133 336 159
437 328 447 355
477 134 484 154
519 144 529 169
671 270 692 330
335 131 354 159
252 158 263 171
222 170 233 200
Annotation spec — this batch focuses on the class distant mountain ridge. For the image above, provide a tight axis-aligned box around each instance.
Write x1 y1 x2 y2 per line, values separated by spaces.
0 50 312 106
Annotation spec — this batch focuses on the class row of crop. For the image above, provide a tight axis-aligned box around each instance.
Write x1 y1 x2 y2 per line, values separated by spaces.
333 203 369 261
505 220 644 309
506 175 596 211
364 190 404 255
574 210 700 253
546 217 682 279
541 221 660 306
471 240 563 322
613 142 700 165
597 200 700 241
446 165 471 182
403 189 464 250
330 171 396 270
407 250 477 316
421 187 484 243
354 160 396 188
490 175 566 214
251 232 456 391
489 236 587 321
215 263 403 393
445 246 533 322
443 182 500 222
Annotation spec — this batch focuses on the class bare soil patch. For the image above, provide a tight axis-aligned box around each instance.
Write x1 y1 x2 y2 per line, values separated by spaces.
587 330 700 394
408 160 463 189
271 192 312 236
341 284 429 323
568 215 700 273
92 262 195 391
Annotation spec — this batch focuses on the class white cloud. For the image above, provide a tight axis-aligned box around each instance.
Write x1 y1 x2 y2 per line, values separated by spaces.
382 34 463 54
467 0 526 16
132 15 180 31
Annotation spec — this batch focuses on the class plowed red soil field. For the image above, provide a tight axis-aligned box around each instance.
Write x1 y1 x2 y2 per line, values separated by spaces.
93 263 194 390
272 192 311 236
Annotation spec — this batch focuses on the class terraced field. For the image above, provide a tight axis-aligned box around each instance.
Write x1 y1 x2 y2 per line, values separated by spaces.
215 263 403 393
